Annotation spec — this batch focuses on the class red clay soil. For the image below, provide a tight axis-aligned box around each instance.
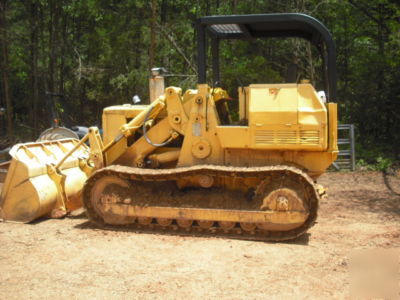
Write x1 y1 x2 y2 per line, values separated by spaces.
0 171 399 299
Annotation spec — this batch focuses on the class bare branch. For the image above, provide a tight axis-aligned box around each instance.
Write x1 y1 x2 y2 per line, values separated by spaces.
158 23 198 75
74 48 82 82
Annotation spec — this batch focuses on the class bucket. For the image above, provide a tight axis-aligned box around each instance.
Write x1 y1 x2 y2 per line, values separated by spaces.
0 139 90 222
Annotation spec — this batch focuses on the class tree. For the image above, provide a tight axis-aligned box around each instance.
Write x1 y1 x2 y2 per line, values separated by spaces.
149 0 157 71
0 0 13 139
27 0 39 136
0 0 398 162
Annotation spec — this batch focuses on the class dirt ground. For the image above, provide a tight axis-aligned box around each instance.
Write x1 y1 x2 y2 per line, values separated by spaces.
0 171 399 299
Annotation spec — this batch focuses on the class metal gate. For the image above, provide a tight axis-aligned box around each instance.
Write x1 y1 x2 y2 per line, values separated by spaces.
332 124 356 171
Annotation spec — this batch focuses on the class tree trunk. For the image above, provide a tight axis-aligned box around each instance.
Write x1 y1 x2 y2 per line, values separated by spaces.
0 0 13 139
48 0 57 94
59 4 67 96
231 0 237 14
307 43 314 85
160 0 167 23
149 0 157 71
28 0 39 136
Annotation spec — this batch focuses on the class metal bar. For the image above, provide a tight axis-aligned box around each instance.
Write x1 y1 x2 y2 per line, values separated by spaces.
55 134 89 170
326 39 337 102
350 124 356 171
39 143 57 159
211 37 220 85
56 141 69 153
335 124 356 170
336 159 351 163
337 150 351 156
197 22 207 83
104 204 308 224
238 24 253 38
102 134 124 154
198 13 337 102
338 124 351 129
338 139 350 144
331 162 340 171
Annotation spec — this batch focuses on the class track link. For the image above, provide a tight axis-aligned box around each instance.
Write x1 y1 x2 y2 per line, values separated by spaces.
83 165 320 241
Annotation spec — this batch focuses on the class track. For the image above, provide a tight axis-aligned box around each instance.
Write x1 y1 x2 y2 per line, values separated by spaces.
83 165 320 241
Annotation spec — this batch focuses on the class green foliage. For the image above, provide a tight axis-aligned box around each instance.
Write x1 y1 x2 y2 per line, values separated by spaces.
0 0 399 163
376 157 394 171
356 156 394 171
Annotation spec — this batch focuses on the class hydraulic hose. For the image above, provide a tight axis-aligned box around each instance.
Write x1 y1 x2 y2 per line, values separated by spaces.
142 105 174 147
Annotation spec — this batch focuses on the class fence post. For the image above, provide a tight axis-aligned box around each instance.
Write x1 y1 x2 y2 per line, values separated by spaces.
350 124 356 171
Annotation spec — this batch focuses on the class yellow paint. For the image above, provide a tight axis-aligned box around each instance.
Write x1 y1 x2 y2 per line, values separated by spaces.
0 78 338 222
100 81 337 180
104 203 308 227
0 139 89 222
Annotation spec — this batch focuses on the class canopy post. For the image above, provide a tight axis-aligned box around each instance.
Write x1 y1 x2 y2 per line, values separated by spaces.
196 22 207 84
196 13 337 102
211 37 220 85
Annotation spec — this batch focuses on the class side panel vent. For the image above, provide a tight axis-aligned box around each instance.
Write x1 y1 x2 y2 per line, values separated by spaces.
276 130 297 144
299 130 320 145
254 130 274 144
255 130 320 145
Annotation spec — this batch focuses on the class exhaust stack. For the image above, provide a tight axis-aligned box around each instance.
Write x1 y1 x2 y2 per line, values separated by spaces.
149 67 165 103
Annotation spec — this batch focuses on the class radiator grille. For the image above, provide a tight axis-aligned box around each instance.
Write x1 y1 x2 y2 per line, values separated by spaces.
255 130 320 145
254 130 274 144
299 130 320 144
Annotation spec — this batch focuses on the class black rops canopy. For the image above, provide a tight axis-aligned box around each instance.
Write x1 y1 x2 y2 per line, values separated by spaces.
196 13 337 102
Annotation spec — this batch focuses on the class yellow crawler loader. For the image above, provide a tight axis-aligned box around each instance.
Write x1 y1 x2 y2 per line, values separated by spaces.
0 13 338 241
